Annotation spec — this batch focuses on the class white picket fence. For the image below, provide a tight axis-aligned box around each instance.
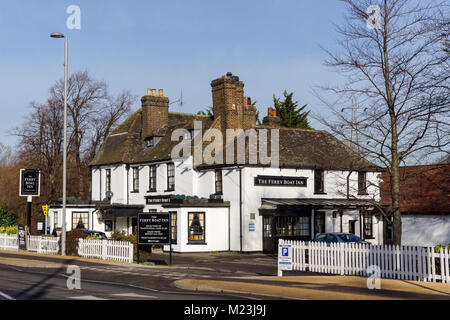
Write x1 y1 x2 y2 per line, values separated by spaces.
78 239 134 263
0 233 19 250
279 239 450 283
0 233 60 254
28 235 60 254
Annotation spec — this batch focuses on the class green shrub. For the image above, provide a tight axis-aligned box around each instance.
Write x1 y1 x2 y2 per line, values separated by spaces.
0 201 18 227
0 225 18 235
60 229 88 256
434 244 450 253
111 231 150 263
433 244 450 276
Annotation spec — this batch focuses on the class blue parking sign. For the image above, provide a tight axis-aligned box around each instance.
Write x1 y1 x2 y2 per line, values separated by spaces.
278 243 293 271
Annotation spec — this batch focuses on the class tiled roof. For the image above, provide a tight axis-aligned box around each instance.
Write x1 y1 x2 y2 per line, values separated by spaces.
90 110 379 171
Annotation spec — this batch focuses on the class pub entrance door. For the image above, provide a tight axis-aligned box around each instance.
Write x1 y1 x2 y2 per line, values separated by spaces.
262 214 312 252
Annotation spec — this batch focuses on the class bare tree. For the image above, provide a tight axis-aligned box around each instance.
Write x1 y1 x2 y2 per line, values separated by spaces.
14 71 135 201
315 0 450 245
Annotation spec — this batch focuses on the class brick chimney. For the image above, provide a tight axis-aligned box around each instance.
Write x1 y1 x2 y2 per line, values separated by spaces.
211 73 256 131
141 88 169 140
262 107 281 128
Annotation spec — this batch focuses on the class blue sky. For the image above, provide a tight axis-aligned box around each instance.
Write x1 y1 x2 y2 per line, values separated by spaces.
0 0 347 147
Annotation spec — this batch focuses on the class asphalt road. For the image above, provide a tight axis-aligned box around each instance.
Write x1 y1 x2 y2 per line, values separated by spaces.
0 264 245 300
0 251 280 300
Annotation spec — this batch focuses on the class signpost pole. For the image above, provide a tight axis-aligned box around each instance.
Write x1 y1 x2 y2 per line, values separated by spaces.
169 216 172 266
137 217 140 264
26 196 32 232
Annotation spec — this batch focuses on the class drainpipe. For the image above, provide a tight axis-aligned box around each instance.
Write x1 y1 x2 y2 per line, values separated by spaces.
126 164 130 205
239 166 243 252
228 206 231 251
99 168 102 201
360 211 363 240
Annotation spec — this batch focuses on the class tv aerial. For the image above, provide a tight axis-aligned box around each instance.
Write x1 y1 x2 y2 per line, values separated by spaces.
169 89 184 107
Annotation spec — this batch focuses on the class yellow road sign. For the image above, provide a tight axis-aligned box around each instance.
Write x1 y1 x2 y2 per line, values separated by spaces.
42 205 49 216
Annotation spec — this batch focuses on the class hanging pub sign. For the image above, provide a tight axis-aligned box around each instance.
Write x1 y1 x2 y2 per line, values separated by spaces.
138 213 171 245
19 169 40 197
254 175 307 187
17 225 27 250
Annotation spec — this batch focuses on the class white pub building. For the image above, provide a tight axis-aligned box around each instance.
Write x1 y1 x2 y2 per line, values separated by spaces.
50 73 385 253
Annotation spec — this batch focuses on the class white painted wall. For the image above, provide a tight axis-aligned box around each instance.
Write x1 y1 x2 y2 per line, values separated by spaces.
237 167 382 251
90 157 383 252
49 207 98 233
402 214 450 247
163 207 229 253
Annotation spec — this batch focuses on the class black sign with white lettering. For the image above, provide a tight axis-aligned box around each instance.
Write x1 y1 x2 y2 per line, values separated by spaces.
17 225 27 250
145 195 183 205
138 213 170 245
254 175 307 187
19 169 40 196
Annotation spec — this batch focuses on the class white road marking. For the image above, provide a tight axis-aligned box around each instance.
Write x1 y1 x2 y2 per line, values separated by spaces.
111 293 157 299
68 295 107 300
0 291 15 300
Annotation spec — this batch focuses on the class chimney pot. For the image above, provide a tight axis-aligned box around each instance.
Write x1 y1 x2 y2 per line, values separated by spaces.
152 89 157 96
159 89 163 97
147 88 151 96
247 97 251 105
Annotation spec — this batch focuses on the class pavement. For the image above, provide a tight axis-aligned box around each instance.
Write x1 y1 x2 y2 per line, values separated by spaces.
1 249 449 300
175 275 450 300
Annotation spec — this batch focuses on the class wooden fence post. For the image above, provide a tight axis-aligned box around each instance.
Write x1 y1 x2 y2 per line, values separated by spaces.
277 238 283 277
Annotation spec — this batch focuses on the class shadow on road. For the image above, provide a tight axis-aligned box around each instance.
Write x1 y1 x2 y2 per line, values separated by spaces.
14 258 76 300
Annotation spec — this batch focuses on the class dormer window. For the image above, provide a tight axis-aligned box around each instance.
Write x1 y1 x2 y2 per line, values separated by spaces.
145 136 162 148
184 130 192 140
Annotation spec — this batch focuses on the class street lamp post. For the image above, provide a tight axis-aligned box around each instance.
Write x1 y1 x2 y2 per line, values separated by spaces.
50 32 68 256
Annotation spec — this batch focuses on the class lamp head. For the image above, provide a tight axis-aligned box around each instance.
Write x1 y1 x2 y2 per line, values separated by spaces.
50 32 65 38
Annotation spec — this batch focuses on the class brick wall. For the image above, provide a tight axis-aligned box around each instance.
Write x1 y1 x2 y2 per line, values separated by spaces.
211 73 256 131
141 93 169 139
380 164 450 214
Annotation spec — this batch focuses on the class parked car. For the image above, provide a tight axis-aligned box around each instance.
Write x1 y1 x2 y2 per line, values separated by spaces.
82 230 107 240
313 233 371 245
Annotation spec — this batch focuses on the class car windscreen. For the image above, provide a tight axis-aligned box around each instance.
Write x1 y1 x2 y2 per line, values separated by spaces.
315 234 327 242
338 234 362 242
